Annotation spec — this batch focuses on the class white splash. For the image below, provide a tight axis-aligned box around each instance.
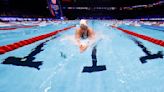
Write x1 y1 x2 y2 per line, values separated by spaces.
44 81 52 92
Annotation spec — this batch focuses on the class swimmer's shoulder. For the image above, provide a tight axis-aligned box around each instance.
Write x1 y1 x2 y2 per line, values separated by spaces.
88 27 93 31
76 28 81 34
76 28 81 31
88 27 94 33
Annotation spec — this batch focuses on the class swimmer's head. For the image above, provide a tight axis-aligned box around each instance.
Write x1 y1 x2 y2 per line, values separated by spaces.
80 19 88 30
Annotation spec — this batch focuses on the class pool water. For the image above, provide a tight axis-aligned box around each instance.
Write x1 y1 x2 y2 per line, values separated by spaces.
0 20 164 92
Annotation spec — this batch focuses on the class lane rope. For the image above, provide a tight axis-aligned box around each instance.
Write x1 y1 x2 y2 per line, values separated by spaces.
0 25 38 31
111 26 164 47
0 25 75 54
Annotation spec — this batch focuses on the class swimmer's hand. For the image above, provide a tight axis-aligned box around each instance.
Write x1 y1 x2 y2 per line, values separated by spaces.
79 43 88 53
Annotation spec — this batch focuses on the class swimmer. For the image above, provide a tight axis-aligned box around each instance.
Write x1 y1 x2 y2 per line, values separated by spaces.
75 19 95 52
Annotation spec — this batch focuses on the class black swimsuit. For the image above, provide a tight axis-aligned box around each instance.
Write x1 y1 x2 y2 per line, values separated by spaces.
81 30 89 39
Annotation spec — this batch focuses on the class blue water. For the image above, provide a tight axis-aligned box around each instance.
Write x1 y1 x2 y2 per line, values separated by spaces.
0 20 164 92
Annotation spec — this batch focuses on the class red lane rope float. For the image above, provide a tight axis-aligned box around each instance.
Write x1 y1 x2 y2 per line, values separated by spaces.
19 25 38 28
0 25 75 54
111 26 164 47
0 25 38 31
0 27 17 30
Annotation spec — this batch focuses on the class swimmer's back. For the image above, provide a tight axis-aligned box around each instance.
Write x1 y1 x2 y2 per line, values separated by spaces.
76 27 94 39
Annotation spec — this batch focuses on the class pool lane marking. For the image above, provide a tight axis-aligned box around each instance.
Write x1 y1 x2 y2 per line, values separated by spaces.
2 35 59 70
128 36 163 63
82 39 107 73
82 45 107 73
111 26 164 48
0 25 75 54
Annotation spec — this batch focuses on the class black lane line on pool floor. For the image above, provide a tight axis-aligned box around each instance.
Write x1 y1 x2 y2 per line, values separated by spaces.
82 45 107 73
1 35 60 70
128 36 163 64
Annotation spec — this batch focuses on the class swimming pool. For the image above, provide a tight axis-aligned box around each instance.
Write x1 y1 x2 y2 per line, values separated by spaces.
0 20 164 92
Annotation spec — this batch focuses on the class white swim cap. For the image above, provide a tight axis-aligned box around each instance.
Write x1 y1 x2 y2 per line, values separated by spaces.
80 19 87 26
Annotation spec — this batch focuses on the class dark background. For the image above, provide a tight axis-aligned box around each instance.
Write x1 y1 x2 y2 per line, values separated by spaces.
62 0 158 6
0 0 51 17
0 0 163 19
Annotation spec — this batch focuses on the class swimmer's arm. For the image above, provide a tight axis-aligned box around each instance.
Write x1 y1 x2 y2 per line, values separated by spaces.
88 28 95 40
87 28 95 46
75 29 81 46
